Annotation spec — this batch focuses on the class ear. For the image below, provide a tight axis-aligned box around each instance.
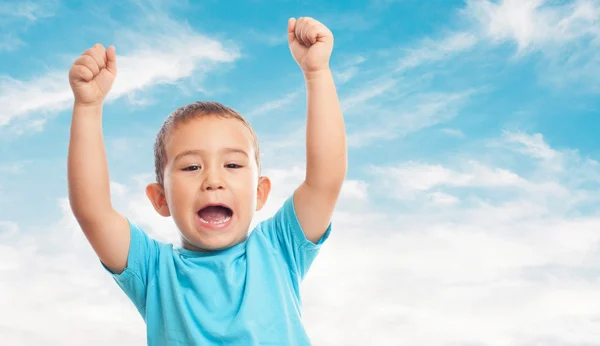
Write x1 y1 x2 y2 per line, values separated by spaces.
256 176 271 211
146 183 171 217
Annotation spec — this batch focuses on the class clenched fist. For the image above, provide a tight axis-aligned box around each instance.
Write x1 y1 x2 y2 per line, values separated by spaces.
69 43 117 107
288 17 333 74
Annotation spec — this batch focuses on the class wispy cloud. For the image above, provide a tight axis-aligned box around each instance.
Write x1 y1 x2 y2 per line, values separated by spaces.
441 128 465 138
374 130 599 215
0 162 25 174
499 131 600 194
0 72 72 127
4 1 600 345
245 90 302 118
333 55 366 84
347 90 474 147
465 0 600 53
260 87 474 150
0 7 240 132
0 33 26 52
340 77 398 112
0 0 58 52
464 0 600 90
0 1 57 22
396 31 478 72
502 131 560 161
395 0 600 66
245 54 365 119
376 160 525 193
381 0 600 93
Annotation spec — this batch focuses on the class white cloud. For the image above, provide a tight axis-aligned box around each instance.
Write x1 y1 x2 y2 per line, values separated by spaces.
0 196 147 345
0 1 57 22
373 160 526 198
245 90 302 118
301 131 600 345
347 90 474 147
465 0 600 53
245 54 365 121
333 55 366 84
4 129 600 345
502 131 561 160
254 69 468 156
0 33 26 52
339 179 369 201
0 1 57 53
380 0 600 92
243 53 364 120
0 162 25 174
258 88 474 151
109 29 239 98
340 77 398 112
0 164 371 345
396 31 478 72
4 1 600 345
464 0 600 90
0 73 71 127
370 130 598 218
498 131 600 206
346 127 397 147
441 128 465 138
0 11 240 132
333 66 359 84
0 220 18 238
427 191 460 206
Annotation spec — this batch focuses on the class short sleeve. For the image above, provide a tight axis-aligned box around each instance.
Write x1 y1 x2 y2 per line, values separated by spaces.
100 219 160 315
257 192 332 281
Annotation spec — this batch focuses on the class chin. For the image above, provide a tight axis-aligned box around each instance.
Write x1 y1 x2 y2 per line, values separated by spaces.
183 229 245 252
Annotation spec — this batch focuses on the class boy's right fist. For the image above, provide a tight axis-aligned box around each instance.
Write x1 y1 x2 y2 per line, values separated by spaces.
69 43 117 107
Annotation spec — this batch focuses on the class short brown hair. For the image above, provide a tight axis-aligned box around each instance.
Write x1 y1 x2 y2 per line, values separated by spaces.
153 101 260 185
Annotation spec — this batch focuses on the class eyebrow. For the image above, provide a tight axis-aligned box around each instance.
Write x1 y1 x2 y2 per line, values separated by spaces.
173 148 249 162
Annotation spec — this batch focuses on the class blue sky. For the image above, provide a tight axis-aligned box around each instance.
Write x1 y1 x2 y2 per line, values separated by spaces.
2 0 600 345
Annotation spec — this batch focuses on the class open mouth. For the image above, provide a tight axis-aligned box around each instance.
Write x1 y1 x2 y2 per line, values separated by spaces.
197 204 233 225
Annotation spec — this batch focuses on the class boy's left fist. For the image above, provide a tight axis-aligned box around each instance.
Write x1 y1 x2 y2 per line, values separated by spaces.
288 17 333 74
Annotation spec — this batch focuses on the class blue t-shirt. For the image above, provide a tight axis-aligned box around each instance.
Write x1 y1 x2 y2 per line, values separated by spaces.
102 194 331 346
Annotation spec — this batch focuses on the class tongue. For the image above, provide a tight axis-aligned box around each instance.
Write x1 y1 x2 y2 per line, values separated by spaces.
198 206 230 223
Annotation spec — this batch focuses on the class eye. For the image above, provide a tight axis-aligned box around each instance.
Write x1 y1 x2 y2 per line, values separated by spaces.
182 165 201 171
225 163 242 169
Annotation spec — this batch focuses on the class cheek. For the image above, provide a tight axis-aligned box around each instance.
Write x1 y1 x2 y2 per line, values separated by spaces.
166 177 194 208
230 174 258 198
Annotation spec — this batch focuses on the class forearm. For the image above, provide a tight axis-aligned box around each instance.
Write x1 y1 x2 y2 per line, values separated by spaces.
67 104 113 220
303 69 347 191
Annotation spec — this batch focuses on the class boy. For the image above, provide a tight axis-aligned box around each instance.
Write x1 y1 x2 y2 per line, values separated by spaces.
67 17 346 345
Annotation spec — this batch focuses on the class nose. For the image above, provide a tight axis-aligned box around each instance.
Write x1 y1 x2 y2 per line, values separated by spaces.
201 169 224 191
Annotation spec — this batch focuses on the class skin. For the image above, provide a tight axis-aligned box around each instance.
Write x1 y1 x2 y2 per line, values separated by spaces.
288 17 347 243
67 16 346 274
145 117 271 252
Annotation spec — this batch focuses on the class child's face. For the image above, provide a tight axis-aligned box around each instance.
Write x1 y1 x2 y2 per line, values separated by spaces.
147 116 270 251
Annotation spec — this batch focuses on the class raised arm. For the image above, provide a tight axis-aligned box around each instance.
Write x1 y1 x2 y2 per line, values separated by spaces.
287 18 347 243
67 44 129 273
